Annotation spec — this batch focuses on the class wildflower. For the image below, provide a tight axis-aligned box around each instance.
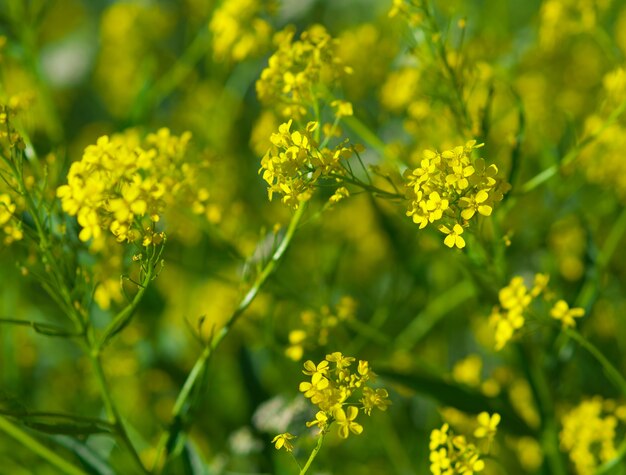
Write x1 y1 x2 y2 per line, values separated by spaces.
334 406 363 438
560 397 619 474
56 129 203 250
361 387 391 415
429 423 449 450
296 352 389 440
439 224 466 249
488 274 547 350
331 100 354 118
474 412 500 439
259 120 356 208
271 432 296 452
405 140 508 249
428 414 497 475
256 25 351 119
306 411 329 430
209 0 272 62
550 300 585 328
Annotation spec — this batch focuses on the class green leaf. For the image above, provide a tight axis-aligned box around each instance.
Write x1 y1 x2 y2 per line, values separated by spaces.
0 317 80 337
51 435 115 475
0 412 114 436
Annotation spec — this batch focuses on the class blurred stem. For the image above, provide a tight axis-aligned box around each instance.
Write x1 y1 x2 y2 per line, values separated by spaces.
95 253 157 351
154 203 307 472
130 26 211 124
571 205 626 312
299 432 325 475
0 415 86 475
518 98 626 195
342 116 402 165
519 345 567 475
9 1 64 143
564 328 626 399
87 350 147 474
420 0 471 135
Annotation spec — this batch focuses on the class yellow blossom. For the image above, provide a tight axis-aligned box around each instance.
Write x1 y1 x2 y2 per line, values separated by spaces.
271 432 296 452
550 300 585 328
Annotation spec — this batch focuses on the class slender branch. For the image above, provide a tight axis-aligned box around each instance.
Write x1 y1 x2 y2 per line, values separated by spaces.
88 351 148 474
299 432 326 475
0 415 86 475
153 203 308 472
564 328 626 399
518 98 626 195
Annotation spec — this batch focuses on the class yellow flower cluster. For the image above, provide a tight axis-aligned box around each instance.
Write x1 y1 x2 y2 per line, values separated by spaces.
404 140 508 249
0 193 22 244
256 25 352 119
1 103 27 244
488 274 586 349
259 120 355 208
298 352 390 439
285 296 357 361
489 274 549 350
429 412 500 475
57 128 206 250
209 0 272 62
560 397 626 475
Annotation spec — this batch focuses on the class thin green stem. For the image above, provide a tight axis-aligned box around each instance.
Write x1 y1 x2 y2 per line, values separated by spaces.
564 328 626 399
518 98 626 195
96 258 156 350
519 345 567 475
342 116 402 165
327 171 404 200
299 433 325 475
154 203 308 472
88 350 148 474
0 415 86 475
130 27 212 123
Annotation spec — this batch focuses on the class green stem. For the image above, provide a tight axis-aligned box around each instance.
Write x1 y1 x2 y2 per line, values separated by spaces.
96 258 156 350
154 203 308 472
299 433 325 475
564 328 626 399
88 350 148 474
520 345 567 475
0 415 86 475
211 202 307 348
342 116 402 165
518 98 626 195
131 27 211 124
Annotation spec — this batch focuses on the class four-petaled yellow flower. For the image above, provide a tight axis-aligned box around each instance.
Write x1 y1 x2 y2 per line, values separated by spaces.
474 412 500 439
334 406 363 438
272 432 296 452
550 300 585 328
439 223 466 249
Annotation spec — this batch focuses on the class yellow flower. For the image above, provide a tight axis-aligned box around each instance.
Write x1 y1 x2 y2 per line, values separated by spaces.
334 406 363 438
306 411 329 430
326 352 355 369
429 423 449 450
271 432 296 452
550 300 585 328
361 387 391 415
439 223 466 249
474 412 500 439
